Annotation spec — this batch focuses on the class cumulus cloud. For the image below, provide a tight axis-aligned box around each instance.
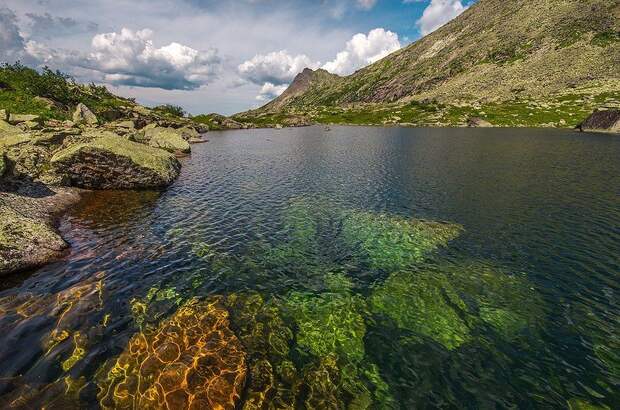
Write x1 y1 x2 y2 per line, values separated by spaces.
0 8 26 61
77 28 221 90
238 50 319 86
416 0 467 36
256 82 288 101
322 28 400 76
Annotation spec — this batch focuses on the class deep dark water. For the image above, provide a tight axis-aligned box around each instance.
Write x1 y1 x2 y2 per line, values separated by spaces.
0 126 618 409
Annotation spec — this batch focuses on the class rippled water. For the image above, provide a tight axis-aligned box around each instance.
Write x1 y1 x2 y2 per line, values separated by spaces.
1 126 619 409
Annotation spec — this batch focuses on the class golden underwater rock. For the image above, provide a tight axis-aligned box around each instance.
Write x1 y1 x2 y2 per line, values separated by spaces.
97 297 247 410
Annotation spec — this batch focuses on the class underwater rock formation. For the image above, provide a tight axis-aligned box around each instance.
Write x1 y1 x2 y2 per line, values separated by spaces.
97 298 247 410
341 210 462 272
370 261 545 350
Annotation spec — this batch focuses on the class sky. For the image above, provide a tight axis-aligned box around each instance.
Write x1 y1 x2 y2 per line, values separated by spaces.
0 0 474 115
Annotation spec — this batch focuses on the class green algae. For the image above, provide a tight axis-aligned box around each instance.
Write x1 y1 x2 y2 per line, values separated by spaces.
370 270 471 350
370 262 545 350
224 289 394 409
342 211 462 272
567 398 611 410
283 287 367 361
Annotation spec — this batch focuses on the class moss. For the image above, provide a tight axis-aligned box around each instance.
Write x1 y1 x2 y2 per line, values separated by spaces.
51 134 178 176
591 31 620 47
146 127 191 153
342 211 462 272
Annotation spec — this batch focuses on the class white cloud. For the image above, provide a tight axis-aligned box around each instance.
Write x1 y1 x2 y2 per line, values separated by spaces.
416 0 467 36
322 28 400 76
238 50 319 101
256 82 288 101
78 28 221 90
238 50 319 86
357 0 378 10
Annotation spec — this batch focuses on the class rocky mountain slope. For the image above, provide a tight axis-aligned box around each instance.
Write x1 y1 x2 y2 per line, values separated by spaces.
238 0 619 127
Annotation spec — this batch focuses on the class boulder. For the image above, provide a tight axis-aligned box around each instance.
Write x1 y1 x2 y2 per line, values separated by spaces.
0 151 5 177
145 127 191 153
0 109 8 121
177 125 201 142
467 117 493 127
0 184 81 275
72 103 98 125
51 133 181 189
8 114 39 125
0 206 67 275
579 109 620 134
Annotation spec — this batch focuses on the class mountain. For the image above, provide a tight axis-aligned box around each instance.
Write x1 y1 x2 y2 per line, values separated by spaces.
237 0 620 127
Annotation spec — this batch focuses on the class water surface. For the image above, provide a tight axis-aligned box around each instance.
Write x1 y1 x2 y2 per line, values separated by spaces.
1 126 618 408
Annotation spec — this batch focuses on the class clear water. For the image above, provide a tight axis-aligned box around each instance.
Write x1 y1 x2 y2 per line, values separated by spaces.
0 126 618 409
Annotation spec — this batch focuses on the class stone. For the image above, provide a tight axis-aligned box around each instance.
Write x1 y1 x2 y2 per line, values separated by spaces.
0 151 5 177
0 109 8 121
34 96 60 109
467 117 493 127
579 109 620 134
97 298 247 410
72 103 98 125
176 125 201 142
145 127 191 154
8 113 39 125
0 201 68 275
51 133 181 189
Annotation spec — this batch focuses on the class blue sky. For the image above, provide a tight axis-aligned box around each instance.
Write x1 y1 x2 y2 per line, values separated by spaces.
0 0 474 114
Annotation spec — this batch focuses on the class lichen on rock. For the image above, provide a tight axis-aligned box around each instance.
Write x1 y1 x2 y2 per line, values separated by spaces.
51 134 181 189
146 127 191 154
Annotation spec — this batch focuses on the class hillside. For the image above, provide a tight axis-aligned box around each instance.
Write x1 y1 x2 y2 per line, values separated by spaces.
237 0 620 127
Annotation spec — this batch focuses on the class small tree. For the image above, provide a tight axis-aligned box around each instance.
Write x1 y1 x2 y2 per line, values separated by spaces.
153 104 186 118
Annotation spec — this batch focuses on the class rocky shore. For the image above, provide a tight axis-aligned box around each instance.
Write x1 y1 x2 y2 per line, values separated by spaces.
0 103 207 276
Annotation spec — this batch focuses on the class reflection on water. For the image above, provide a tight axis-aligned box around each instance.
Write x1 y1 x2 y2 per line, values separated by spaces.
0 126 618 409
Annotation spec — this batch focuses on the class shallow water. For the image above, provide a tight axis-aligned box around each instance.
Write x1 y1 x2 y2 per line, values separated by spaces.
1 126 619 409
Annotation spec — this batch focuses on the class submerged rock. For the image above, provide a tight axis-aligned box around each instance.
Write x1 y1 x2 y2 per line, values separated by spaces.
370 261 545 350
342 210 462 272
51 134 181 189
579 109 620 134
97 298 247 410
72 103 98 125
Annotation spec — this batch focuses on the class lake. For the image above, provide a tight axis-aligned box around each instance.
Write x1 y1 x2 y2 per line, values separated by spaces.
0 126 618 409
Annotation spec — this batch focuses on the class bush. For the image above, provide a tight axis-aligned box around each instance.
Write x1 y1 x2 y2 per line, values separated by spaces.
153 104 186 118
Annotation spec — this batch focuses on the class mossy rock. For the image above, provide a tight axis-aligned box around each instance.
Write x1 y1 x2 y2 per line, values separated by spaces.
0 205 67 274
145 127 191 153
0 150 5 177
51 134 181 189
